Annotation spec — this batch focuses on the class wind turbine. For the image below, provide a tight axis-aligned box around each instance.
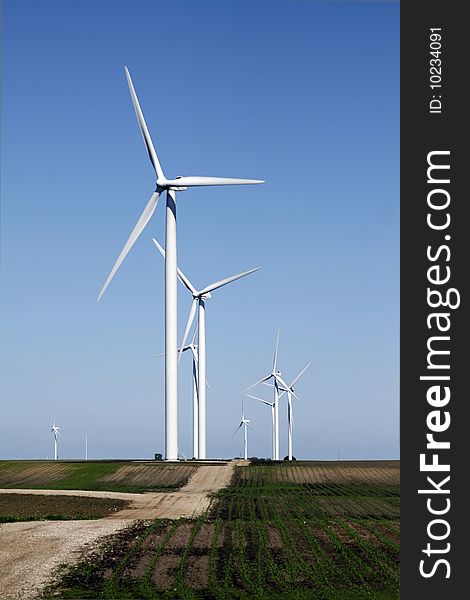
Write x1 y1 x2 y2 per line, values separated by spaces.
97 67 264 461
51 420 60 461
152 238 259 459
277 363 310 460
234 399 252 460
243 331 291 460
247 393 275 459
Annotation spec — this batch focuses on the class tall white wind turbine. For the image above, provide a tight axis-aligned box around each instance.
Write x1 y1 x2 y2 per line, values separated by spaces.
277 363 310 460
243 331 290 460
97 67 264 461
153 238 259 459
247 393 275 459
51 420 60 461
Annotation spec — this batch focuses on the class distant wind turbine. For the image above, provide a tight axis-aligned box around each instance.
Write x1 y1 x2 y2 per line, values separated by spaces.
243 331 291 460
234 399 252 460
51 420 61 460
152 238 259 459
277 363 310 460
97 67 264 461
247 393 275 459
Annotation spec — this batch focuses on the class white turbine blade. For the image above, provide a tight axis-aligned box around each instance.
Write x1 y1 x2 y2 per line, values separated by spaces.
189 345 198 365
274 374 300 401
242 373 272 393
190 323 198 345
179 299 197 362
151 238 197 295
273 330 280 372
124 67 165 181
97 191 161 301
247 423 254 431
198 267 260 296
290 363 311 388
164 176 264 187
156 345 191 358
247 394 273 407
232 422 243 437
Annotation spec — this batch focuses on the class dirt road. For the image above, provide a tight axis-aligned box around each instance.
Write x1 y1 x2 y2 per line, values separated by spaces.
0 461 241 599
0 519 134 599
109 460 241 519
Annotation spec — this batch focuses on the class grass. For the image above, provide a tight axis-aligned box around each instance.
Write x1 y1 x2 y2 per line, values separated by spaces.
43 460 400 599
0 493 131 522
0 461 198 493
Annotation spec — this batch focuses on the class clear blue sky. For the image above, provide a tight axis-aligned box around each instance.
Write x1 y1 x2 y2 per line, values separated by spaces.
1 0 399 460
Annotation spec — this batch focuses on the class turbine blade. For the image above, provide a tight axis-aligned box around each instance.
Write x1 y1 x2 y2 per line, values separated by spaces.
164 176 264 187
247 424 254 431
157 345 191 359
273 330 280 372
232 423 243 437
124 67 165 181
190 322 198 345
151 238 197 295
190 345 199 365
198 267 260 296
290 363 311 388
273 374 291 393
179 299 197 362
275 374 301 401
242 374 272 393
97 191 161 302
246 394 272 407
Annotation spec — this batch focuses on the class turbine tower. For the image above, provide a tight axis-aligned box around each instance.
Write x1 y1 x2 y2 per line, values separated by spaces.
277 363 310 460
51 420 60 460
153 238 259 459
244 331 290 460
97 67 264 460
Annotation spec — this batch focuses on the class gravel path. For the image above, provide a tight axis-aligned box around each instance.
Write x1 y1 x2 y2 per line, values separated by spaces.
0 460 242 598
0 519 134 599
108 460 241 519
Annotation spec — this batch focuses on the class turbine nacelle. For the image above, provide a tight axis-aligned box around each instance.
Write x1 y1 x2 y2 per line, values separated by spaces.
197 292 212 300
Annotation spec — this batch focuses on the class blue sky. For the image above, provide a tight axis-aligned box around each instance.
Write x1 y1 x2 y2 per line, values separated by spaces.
1 0 399 460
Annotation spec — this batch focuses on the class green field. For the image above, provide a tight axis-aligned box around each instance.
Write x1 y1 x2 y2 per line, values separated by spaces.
0 461 198 493
44 461 400 599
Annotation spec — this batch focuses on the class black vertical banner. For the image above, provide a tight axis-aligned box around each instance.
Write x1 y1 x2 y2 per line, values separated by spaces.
401 1 467 598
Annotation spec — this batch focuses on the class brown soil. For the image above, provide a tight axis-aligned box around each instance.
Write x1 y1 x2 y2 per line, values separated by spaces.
99 463 196 488
185 555 209 590
166 522 193 550
0 493 130 520
151 554 180 589
267 523 283 549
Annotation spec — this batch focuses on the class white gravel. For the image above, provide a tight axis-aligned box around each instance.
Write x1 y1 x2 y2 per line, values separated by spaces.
0 519 134 599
